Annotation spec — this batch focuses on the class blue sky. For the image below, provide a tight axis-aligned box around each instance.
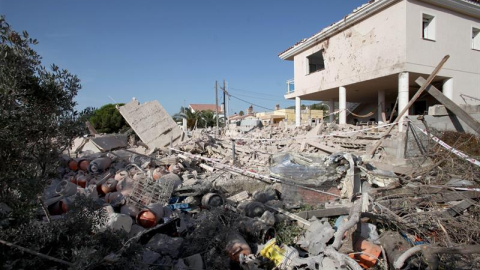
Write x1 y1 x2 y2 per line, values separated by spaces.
1 0 367 115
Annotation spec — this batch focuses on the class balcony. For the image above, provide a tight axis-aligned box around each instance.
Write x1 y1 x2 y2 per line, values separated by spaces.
286 79 295 94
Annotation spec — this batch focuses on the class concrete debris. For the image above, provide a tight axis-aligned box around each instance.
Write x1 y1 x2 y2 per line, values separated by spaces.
296 218 335 255
31 107 480 269
118 99 184 150
90 134 129 152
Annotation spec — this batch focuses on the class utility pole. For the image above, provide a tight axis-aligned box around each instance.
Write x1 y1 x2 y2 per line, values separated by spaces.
215 81 219 137
226 81 229 116
222 80 227 127
182 99 187 131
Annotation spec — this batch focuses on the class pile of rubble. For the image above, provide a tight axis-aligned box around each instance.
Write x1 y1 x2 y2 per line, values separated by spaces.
33 99 480 269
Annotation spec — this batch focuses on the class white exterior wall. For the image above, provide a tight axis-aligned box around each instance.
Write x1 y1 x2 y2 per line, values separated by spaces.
292 1 407 97
406 0 480 104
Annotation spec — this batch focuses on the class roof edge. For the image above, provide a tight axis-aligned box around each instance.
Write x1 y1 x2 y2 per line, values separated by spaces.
418 0 480 18
278 0 401 60
279 0 480 60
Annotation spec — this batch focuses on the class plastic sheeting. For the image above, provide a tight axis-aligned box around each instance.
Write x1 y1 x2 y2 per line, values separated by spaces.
269 153 329 181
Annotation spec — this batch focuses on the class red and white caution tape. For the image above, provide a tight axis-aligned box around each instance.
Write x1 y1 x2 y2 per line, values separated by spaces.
410 123 480 168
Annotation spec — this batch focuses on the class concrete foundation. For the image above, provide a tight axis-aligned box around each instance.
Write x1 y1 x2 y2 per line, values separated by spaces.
416 105 480 134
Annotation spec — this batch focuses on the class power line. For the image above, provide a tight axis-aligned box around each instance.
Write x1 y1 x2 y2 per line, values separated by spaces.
230 92 285 102
229 94 274 111
229 87 282 98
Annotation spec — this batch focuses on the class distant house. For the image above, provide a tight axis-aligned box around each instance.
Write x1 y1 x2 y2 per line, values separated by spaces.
228 105 257 124
189 104 223 113
279 0 480 130
228 114 243 124
256 104 324 126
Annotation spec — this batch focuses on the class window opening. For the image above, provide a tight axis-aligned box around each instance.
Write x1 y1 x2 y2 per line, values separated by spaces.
422 14 435 40
307 50 325 74
472 27 480 50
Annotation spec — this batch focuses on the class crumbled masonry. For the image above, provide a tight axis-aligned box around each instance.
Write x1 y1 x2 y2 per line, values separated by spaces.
30 101 480 269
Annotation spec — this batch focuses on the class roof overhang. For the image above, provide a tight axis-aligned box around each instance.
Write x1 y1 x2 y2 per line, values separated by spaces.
418 0 480 18
279 0 401 61
278 0 480 61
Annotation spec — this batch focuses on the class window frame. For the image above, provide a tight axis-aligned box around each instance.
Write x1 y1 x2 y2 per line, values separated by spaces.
305 49 325 75
422 13 436 41
472 27 480 51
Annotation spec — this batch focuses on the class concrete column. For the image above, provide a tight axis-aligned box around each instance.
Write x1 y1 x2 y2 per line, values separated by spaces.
339 86 347 125
295 97 301 127
328 99 335 123
398 72 409 132
378 89 386 123
443 78 453 100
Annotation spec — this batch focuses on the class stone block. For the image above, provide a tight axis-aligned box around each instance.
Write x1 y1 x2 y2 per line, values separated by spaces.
428 105 448 116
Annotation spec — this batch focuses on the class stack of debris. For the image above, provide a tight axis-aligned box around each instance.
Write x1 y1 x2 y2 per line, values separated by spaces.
24 99 478 269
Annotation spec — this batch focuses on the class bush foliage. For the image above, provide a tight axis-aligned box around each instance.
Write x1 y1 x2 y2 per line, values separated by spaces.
89 103 129 134
0 16 139 268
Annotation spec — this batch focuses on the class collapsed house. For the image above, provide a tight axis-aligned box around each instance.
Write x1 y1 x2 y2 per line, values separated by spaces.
29 88 479 269
3 0 479 269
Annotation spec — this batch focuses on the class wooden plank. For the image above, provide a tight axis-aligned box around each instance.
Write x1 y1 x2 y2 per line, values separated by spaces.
445 199 474 217
416 77 480 135
368 55 450 157
296 207 350 219
0 239 73 266
306 141 338 154
378 191 480 212
85 120 98 135
371 186 445 198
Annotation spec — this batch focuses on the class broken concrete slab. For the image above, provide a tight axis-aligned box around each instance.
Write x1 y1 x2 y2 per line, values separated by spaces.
297 219 335 255
68 137 102 154
118 99 184 149
90 134 129 152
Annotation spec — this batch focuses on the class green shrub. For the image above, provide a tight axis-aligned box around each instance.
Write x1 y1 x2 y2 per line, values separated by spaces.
89 103 129 134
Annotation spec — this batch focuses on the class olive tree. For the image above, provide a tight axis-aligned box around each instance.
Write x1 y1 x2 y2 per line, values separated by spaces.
0 17 140 269
0 16 85 198
0 12 84 244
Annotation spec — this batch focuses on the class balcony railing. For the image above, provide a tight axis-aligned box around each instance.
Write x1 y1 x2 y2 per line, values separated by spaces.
286 79 295 94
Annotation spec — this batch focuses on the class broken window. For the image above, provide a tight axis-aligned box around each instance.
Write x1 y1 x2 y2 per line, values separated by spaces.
472 27 480 50
307 50 325 74
422 14 436 40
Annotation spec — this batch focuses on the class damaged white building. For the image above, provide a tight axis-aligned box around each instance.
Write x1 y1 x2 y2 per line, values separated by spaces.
279 0 480 130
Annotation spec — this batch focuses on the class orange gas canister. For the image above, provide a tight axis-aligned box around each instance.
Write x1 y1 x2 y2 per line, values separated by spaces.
348 237 382 269
67 159 78 171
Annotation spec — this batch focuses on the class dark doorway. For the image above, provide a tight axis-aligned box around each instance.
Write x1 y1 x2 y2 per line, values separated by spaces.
413 100 427 115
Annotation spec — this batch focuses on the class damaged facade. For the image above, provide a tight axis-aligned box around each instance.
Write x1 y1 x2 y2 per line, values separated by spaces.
279 0 480 129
